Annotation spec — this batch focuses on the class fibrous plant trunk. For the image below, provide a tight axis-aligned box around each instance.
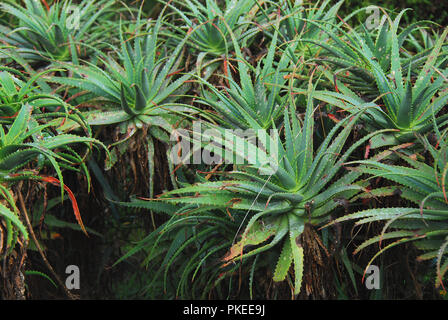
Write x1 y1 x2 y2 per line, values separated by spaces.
299 223 336 299
0 239 27 300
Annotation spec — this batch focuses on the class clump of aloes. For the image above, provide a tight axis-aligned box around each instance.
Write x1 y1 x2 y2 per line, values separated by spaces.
134 79 389 295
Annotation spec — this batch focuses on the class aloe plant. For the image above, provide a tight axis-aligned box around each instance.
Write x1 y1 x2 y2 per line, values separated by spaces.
313 17 448 148
195 22 299 130
327 128 448 290
306 9 440 93
0 0 113 63
50 12 201 199
53 13 197 126
163 0 260 57
159 0 267 82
